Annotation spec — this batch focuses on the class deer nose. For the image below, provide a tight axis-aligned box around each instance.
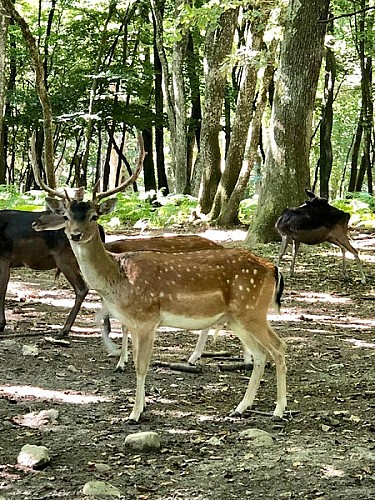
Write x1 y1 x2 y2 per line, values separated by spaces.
71 233 82 242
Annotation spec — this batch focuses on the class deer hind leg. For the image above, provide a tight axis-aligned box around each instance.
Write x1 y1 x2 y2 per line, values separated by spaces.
230 320 286 418
115 325 130 371
56 263 88 337
128 325 157 422
290 239 300 276
333 238 366 284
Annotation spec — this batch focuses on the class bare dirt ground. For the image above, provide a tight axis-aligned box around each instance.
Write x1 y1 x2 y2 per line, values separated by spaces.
0 228 374 499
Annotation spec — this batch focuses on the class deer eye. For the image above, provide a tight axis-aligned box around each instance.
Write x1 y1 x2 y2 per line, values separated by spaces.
90 214 98 222
63 216 68 221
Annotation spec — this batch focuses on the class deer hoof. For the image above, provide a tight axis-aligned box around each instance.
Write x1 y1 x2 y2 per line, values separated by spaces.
55 331 69 339
229 410 243 418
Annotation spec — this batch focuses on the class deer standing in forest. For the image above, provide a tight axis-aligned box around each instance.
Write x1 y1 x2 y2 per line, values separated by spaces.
33 211 227 366
32 135 287 422
276 189 366 283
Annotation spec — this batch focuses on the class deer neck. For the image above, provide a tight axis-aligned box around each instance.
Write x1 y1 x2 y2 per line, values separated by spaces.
69 229 119 293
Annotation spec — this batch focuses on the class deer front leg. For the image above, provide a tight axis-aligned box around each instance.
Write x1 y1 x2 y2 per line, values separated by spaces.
96 305 119 356
0 261 10 332
128 327 156 422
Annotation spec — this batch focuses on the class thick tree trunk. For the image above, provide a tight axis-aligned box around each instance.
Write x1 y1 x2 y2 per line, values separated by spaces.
248 0 329 243
196 7 239 214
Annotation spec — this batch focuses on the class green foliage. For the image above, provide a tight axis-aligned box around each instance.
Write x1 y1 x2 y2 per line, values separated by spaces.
332 192 375 228
0 187 45 211
99 191 200 230
238 195 259 224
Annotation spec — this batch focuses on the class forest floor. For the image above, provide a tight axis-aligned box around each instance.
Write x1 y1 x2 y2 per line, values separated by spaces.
0 227 374 499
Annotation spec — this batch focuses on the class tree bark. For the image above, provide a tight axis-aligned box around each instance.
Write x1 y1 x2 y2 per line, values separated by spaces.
248 0 330 243
0 10 8 184
217 40 277 226
196 6 239 214
319 24 336 198
210 10 271 223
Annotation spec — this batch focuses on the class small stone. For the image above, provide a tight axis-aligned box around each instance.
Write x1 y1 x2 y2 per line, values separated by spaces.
82 480 122 497
22 344 39 356
17 444 51 469
125 431 161 452
67 364 79 373
239 428 274 447
0 339 17 349
206 436 223 446
94 463 112 473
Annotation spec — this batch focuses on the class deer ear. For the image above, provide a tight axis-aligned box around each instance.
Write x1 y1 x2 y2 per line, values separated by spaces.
98 198 118 216
45 197 66 215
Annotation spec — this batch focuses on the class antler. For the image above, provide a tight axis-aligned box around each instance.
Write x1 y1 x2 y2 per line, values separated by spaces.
93 131 145 202
29 132 65 199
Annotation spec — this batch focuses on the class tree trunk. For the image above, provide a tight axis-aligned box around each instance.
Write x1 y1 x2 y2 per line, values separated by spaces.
171 0 188 193
186 33 202 196
142 128 156 192
210 11 270 223
319 22 335 199
0 11 8 184
217 40 277 226
248 0 329 243
152 9 168 195
196 7 239 214
2 0 56 187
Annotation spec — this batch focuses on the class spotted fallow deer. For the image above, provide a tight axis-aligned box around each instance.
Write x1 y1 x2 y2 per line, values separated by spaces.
32 135 286 422
33 210 226 366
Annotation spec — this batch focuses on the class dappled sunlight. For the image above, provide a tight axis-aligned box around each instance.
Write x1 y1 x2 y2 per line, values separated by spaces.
289 292 352 305
344 338 375 349
0 385 110 404
321 248 375 264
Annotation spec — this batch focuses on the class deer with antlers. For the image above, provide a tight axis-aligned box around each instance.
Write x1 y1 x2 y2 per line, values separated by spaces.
32 135 287 421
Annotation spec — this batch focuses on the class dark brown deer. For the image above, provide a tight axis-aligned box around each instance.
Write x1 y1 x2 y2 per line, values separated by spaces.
33 155 286 421
0 209 91 336
275 189 366 283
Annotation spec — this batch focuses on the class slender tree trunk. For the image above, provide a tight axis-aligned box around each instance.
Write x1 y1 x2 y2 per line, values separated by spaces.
217 40 277 226
248 0 329 243
186 33 202 195
319 18 335 198
80 0 117 188
142 128 156 191
172 0 188 193
0 11 8 184
210 12 270 222
2 0 56 187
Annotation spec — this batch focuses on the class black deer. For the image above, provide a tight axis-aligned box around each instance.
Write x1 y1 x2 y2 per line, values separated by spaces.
275 189 366 283
0 209 107 336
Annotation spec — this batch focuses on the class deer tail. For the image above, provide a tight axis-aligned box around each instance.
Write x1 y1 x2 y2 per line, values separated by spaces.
273 266 284 314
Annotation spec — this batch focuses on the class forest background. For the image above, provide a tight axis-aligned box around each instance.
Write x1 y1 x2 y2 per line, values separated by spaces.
0 0 374 241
